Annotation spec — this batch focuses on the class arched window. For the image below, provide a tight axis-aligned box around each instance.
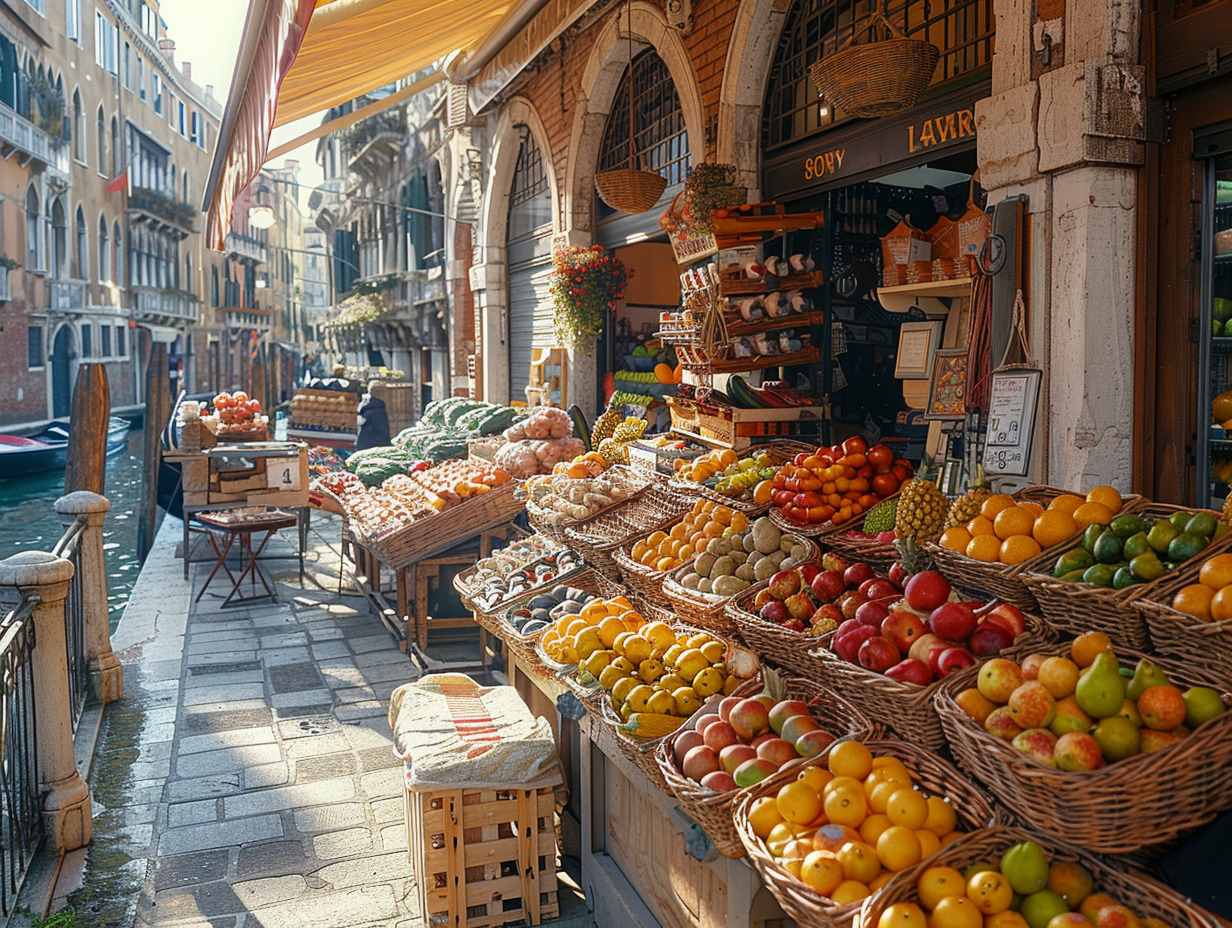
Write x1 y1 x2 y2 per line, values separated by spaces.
597 49 690 190
182 169 190 204
762 0 994 152
113 221 123 287
96 107 107 171
110 116 119 177
25 186 42 270
51 198 67 278
72 89 85 163
98 215 110 281
0 36 17 111
56 75 68 140
74 205 86 280
128 227 138 286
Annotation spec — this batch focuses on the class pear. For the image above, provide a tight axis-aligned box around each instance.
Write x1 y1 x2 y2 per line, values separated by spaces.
1001 840 1050 895
1183 686 1227 728
1126 658 1169 701
1074 652 1127 719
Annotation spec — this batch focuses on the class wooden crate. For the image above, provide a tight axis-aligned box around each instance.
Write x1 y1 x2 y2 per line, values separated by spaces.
406 784 559 928
371 381 419 434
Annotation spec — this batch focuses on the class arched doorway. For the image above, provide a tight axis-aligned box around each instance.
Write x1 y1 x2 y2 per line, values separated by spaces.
50 325 76 418
505 130 553 402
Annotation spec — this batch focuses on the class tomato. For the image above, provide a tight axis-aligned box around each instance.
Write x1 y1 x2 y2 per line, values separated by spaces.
214 392 231 409
807 505 829 522
232 390 249 404
797 491 823 508
774 490 794 507
794 453 810 466
872 473 900 497
839 453 867 469
867 445 894 472
798 475 823 492
857 464 874 479
891 464 913 482
842 436 868 455
785 476 800 492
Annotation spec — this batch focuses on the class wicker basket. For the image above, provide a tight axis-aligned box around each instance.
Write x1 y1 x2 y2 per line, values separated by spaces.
654 672 877 858
824 529 899 573
733 739 1001 928
923 485 1143 611
860 826 1224 928
594 168 667 214
806 609 1057 751
1134 566 1232 678
661 534 820 636
667 441 818 514
808 9 940 119
523 465 654 545
1020 503 1232 650
934 641 1232 854
563 482 693 577
452 541 581 615
726 579 832 678
370 480 525 569
495 569 610 671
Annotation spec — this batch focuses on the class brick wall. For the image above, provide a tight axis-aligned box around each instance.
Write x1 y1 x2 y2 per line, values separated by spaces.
0 299 49 426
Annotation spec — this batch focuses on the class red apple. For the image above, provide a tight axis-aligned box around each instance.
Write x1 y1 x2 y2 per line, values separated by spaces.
936 646 977 678
1020 653 1047 680
811 570 847 602
794 729 837 758
769 700 811 734
1008 681 1057 729
674 730 704 767
681 745 721 781
904 571 952 611
909 632 953 664
982 603 1025 638
854 600 890 629
887 562 908 587
798 564 821 586
811 604 843 627
844 562 875 588
759 601 790 625
880 610 927 653
928 602 978 641
884 657 933 686
768 570 801 600
1012 728 1058 766
858 636 900 672
834 620 876 662
756 737 799 768
876 531 896 544
784 618 807 632
729 698 772 741
703 720 739 752
837 590 867 620
968 622 1014 657
1054 731 1105 770
984 707 1024 740
864 579 902 601
719 743 758 774
857 577 882 598
700 770 738 792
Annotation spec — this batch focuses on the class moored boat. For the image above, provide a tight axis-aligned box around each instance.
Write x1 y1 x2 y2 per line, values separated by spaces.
0 418 130 479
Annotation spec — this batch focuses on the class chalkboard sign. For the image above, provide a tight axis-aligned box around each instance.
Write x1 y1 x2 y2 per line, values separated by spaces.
983 368 1042 476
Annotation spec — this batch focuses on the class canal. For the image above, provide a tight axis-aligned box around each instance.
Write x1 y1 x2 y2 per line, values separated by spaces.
0 426 146 631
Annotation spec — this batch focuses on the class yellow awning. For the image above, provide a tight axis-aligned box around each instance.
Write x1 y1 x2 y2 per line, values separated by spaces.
204 0 538 250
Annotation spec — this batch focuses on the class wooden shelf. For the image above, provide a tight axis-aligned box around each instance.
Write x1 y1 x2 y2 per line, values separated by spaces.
876 277 974 314
719 270 826 296
678 345 821 373
724 310 826 336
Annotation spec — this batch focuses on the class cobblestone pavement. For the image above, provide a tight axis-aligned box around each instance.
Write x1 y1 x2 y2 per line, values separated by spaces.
62 512 593 928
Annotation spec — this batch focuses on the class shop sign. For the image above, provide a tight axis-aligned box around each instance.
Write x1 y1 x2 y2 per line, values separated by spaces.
799 106 975 184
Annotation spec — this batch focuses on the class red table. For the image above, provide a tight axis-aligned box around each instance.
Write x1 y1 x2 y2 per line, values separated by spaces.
195 509 299 608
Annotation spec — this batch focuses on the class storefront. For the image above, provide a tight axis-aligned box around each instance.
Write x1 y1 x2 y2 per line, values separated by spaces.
507 130 555 403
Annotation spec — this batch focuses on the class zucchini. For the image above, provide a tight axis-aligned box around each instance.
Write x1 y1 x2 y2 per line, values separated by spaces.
567 404 591 451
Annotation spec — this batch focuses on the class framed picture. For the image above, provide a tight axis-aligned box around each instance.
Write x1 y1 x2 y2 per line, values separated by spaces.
926 349 968 420
894 321 943 379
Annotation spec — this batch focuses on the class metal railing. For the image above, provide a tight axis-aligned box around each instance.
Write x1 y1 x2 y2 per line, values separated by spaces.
52 518 88 730
50 278 87 311
0 101 69 176
0 595 42 917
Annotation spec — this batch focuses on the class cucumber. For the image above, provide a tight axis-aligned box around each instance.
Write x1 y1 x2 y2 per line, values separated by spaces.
567 405 591 451
727 375 771 409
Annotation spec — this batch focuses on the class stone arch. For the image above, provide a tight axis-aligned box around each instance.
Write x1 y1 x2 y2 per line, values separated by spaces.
717 0 792 195
563 0 705 238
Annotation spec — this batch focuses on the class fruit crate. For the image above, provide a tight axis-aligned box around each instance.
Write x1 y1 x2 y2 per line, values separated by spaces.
1133 563 1232 680
933 642 1232 854
1020 503 1232 650
667 396 824 450
407 784 559 928
859 826 1223 928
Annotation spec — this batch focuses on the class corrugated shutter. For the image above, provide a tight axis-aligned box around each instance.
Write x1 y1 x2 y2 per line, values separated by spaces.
507 231 551 401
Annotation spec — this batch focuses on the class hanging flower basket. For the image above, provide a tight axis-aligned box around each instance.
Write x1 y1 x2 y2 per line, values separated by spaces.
809 8 940 119
549 245 630 347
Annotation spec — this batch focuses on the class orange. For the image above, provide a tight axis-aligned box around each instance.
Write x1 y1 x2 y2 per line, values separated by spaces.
878 902 928 928
875 825 922 872
830 880 871 906
777 781 824 826
823 780 869 827
1018 501 1045 519
915 828 941 860
1070 630 1114 668
1199 553 1232 590
930 895 984 928
999 535 1042 565
1032 510 1079 549
966 871 1014 915
1071 501 1115 530
753 480 774 505
1173 583 1215 620
966 516 996 537
799 851 844 895
917 865 967 911
993 505 1035 539
921 796 957 836
828 741 874 780
859 813 894 845
980 494 1015 519
1086 485 1123 512
797 766 833 793
836 840 882 883
746 795 785 839
866 780 900 816
885 787 928 829
1210 585 1232 622
1048 494 1086 515
965 534 1002 563
940 527 973 552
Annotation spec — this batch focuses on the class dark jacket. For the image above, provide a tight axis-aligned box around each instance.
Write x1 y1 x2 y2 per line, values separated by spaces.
355 394 391 450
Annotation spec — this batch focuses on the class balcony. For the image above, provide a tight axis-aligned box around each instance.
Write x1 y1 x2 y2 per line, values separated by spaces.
343 108 405 180
225 305 272 333
128 187 198 239
132 286 198 325
224 232 268 265
50 278 87 311
0 102 69 179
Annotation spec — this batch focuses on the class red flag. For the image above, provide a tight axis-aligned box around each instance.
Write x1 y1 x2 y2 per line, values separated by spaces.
106 171 128 194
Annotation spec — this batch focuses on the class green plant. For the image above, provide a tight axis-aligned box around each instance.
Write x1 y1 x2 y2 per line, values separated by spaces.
0 254 20 271
352 273 400 296
331 291 392 328
29 75 66 139
549 245 629 348
682 163 744 230
15 905 83 928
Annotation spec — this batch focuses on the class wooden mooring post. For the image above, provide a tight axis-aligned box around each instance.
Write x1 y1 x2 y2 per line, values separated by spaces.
64 362 112 496
137 344 170 564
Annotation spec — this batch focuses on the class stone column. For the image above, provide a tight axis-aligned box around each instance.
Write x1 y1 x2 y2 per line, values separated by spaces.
55 491 123 704
0 552 92 850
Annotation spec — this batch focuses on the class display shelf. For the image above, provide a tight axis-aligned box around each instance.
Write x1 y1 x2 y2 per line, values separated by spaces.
718 270 826 296
875 277 974 314
676 344 821 373
712 209 825 239
725 310 826 336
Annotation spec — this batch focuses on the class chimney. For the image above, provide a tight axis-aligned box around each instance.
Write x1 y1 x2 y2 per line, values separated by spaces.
181 61 192 82
205 84 215 99
158 37 175 64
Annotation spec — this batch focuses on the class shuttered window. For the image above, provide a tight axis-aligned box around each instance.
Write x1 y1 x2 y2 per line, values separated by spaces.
506 130 553 402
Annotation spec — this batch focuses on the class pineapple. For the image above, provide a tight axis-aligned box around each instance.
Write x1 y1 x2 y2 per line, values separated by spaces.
943 465 992 530
1223 492 1232 528
592 403 621 447
893 535 933 575
894 459 949 544
598 438 628 465
612 417 648 443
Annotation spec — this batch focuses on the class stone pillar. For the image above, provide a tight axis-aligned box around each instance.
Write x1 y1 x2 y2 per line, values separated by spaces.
0 552 92 850
55 491 123 704
470 260 509 404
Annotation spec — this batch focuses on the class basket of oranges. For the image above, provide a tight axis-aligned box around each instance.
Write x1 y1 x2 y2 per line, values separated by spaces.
926 485 1141 611
732 739 1002 928
1133 550 1232 672
669 442 818 514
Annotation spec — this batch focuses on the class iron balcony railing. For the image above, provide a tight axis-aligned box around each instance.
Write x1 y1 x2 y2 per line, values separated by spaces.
52 517 88 730
132 286 198 324
0 101 69 176
0 595 42 916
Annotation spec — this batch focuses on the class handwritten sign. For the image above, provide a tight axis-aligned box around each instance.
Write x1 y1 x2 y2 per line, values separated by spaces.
983 368 1042 477
266 459 301 491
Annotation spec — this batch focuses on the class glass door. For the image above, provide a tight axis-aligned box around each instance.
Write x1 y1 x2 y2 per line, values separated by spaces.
1197 137 1232 509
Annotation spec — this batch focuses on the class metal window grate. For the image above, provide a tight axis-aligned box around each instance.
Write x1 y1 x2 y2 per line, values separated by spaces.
762 0 994 152
598 49 690 187
510 131 548 208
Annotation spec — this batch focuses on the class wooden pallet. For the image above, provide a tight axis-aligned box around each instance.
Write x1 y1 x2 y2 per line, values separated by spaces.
407 784 559 928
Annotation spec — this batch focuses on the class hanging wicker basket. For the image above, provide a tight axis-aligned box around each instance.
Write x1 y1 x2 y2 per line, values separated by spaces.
809 9 940 119
595 167 668 214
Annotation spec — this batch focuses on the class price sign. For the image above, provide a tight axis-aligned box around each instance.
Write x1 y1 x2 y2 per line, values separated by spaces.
983 368 1041 477
266 459 301 491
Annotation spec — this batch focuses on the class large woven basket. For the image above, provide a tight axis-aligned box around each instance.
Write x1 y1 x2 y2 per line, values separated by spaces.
661 533 820 636
1133 566 1232 679
1020 503 1232 650
860 826 1224 928
563 482 693 577
726 578 831 678
452 543 582 616
923 485 1143 611
654 672 877 858
733 739 1001 928
595 167 667 214
934 641 1232 854
370 481 525 569
823 528 900 573
668 441 818 514
808 9 940 119
496 568 610 672
523 465 653 545
806 608 1057 751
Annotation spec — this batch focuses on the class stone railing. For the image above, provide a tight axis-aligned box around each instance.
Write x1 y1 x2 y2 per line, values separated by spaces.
0 100 69 177
50 278 87 311
133 285 198 324
224 231 268 265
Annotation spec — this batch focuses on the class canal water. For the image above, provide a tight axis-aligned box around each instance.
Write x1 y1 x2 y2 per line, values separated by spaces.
0 427 145 631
